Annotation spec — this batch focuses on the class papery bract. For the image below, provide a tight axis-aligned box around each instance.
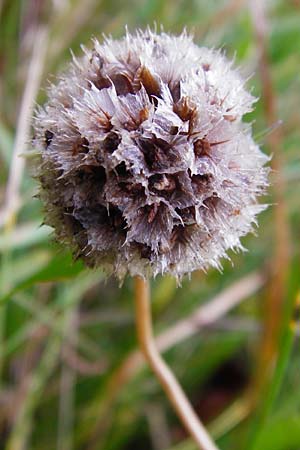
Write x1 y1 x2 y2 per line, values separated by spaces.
33 29 269 279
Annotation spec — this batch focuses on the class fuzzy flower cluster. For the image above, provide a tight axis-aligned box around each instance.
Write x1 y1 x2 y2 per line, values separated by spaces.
33 29 269 279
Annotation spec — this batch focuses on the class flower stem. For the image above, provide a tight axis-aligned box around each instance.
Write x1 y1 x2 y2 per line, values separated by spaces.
134 276 219 450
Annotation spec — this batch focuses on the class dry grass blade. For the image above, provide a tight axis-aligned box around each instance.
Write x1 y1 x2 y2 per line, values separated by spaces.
57 309 77 450
157 271 265 352
249 0 291 404
0 26 48 229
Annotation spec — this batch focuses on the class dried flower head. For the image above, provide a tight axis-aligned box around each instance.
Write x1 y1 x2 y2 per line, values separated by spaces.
33 29 269 280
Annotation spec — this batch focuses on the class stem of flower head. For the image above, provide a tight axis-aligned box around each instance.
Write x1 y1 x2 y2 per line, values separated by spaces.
134 276 220 450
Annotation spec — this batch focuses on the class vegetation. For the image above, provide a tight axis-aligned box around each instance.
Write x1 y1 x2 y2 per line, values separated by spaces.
0 1 299 449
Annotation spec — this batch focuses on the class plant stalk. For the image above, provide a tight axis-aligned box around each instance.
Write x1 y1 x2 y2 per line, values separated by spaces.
134 276 219 450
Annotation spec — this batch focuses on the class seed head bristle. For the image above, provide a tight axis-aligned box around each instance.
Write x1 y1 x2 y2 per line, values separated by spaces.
33 29 269 280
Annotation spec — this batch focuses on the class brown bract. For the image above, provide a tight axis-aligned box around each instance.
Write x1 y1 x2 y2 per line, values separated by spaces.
33 29 269 279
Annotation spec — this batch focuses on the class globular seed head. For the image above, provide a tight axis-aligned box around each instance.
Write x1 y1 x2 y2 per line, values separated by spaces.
33 28 269 280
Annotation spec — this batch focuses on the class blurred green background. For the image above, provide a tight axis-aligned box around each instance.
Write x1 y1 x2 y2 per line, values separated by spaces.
0 0 299 449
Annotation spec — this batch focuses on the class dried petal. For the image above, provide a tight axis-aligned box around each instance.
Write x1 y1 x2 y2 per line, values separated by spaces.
32 29 269 280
